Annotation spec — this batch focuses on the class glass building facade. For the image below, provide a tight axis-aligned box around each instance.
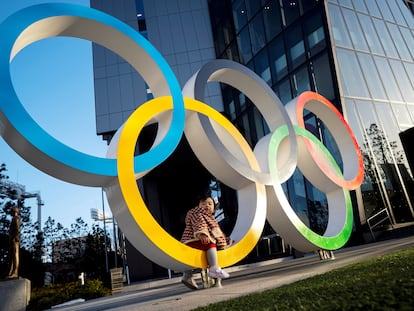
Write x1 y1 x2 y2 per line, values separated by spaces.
91 0 414 281
208 0 414 236
328 0 414 228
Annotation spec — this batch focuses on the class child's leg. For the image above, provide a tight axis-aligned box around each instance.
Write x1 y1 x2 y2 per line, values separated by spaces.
206 247 230 279
206 247 219 269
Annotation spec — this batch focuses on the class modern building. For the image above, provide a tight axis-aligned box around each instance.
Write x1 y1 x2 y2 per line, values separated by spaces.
90 0 414 281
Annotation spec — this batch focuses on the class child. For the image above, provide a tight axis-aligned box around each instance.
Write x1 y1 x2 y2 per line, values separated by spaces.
180 193 232 290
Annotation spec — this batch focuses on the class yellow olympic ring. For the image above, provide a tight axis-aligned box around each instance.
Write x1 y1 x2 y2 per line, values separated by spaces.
109 96 266 270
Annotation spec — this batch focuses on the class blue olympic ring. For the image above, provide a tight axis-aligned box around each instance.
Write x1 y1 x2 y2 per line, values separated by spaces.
0 3 185 186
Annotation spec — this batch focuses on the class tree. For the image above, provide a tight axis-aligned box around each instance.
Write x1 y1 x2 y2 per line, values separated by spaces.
81 224 109 279
42 216 65 263
1 163 115 284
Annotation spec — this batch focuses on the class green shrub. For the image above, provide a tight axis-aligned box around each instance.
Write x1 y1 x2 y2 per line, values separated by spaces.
28 279 111 311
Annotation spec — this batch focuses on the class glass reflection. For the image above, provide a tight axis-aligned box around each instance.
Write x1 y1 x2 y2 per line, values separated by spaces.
373 56 403 102
328 4 352 48
356 52 387 100
357 13 384 55
337 48 370 98
342 8 369 51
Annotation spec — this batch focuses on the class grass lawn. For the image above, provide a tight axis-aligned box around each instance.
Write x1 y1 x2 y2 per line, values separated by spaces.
194 247 414 310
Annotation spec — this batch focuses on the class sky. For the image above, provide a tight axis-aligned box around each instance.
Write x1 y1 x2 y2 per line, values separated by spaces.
0 0 113 229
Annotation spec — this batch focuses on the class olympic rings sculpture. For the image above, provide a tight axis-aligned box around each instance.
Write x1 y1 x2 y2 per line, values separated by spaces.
0 4 364 271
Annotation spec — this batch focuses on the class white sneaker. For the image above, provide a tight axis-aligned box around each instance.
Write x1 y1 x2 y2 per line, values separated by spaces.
208 267 230 279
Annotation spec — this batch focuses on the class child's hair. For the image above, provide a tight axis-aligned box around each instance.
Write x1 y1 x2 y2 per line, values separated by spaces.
196 191 218 209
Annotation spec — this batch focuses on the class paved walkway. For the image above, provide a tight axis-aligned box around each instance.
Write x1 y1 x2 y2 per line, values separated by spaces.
52 236 414 311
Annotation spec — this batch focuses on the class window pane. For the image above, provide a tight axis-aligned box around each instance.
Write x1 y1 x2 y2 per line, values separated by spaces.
357 52 387 100
253 106 266 140
357 13 384 55
375 102 414 183
245 0 261 20
386 0 407 26
399 27 414 60
312 53 335 100
229 99 236 120
364 0 382 18
274 78 292 104
339 0 352 8
262 0 282 41
396 0 414 28
376 0 395 22
328 4 352 48
321 121 343 169
342 8 369 51
292 65 310 97
222 41 241 63
214 18 234 56
373 56 403 102
286 24 305 69
386 23 412 61
281 0 300 26
307 27 325 51
222 85 238 120
351 0 368 13
374 102 413 210
391 103 412 128
372 18 399 58
241 113 252 146
299 0 320 13
389 59 414 103
407 104 414 124
233 0 248 33
336 48 370 98
404 62 414 89
237 27 252 63
239 92 247 110
290 41 305 66
269 38 288 81
304 11 326 57
249 13 266 54
343 99 365 156
354 101 391 216
254 48 272 86
288 169 307 218
343 100 390 217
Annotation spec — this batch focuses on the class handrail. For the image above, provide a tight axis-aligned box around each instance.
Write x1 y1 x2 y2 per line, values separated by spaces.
367 208 394 241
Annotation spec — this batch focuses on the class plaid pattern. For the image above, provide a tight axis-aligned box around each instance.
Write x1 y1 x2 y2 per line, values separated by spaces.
181 204 228 250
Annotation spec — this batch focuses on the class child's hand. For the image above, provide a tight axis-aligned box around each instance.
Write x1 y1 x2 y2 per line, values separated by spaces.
199 234 210 244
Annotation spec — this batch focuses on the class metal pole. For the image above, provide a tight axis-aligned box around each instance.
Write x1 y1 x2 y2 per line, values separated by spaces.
101 188 109 273
113 219 118 268
120 233 130 285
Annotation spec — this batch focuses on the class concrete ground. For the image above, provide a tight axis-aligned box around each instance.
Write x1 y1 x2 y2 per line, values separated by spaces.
51 235 414 311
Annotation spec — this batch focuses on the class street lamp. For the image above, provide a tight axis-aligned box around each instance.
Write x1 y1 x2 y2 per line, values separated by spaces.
90 191 129 284
90 206 118 267
90 204 111 273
